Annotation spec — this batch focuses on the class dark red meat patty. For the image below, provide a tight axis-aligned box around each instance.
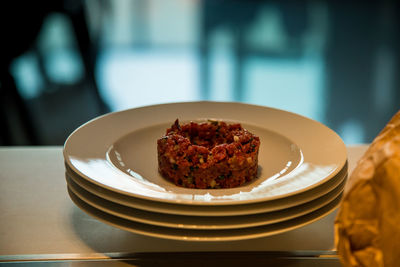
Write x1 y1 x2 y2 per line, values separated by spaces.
157 119 260 189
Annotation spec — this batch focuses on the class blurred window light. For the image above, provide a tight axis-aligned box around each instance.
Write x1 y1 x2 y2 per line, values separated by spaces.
338 120 365 145
208 48 234 102
37 13 84 84
243 56 325 122
246 5 287 51
373 46 396 112
44 50 84 85
147 0 199 46
96 48 199 111
10 53 44 99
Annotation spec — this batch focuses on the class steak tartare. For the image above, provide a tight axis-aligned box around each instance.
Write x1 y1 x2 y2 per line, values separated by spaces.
157 119 260 189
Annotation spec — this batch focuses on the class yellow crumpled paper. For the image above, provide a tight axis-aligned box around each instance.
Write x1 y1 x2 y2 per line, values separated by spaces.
335 111 400 267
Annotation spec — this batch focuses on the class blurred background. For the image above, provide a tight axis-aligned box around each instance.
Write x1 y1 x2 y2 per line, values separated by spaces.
1 0 399 146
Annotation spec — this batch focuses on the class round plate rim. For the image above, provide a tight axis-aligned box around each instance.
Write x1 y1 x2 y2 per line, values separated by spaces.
66 173 345 230
68 187 342 242
64 101 347 206
65 160 347 216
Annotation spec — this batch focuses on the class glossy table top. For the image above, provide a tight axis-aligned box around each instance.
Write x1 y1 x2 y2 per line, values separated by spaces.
0 145 368 265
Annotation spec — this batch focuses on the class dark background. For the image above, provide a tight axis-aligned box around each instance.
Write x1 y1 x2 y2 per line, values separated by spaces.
1 0 399 146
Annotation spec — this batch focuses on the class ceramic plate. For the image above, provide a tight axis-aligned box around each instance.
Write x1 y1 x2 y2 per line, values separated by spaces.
64 101 347 205
67 174 344 230
68 187 342 241
66 161 347 216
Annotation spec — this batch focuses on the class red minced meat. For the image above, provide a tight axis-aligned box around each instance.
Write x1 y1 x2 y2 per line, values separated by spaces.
157 119 260 189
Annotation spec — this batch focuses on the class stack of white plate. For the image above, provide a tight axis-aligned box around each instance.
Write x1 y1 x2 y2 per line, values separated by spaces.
63 102 347 242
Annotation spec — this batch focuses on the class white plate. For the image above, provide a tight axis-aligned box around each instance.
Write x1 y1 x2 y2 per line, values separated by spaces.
67 174 345 230
68 187 342 242
66 162 347 216
64 101 347 205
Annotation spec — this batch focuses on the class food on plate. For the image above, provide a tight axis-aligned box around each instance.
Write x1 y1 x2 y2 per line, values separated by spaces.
335 110 400 267
157 119 260 189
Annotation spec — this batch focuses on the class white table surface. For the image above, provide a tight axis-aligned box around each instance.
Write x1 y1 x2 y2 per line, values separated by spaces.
0 145 368 263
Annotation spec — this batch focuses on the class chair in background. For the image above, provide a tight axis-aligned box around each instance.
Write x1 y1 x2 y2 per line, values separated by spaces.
0 0 109 145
